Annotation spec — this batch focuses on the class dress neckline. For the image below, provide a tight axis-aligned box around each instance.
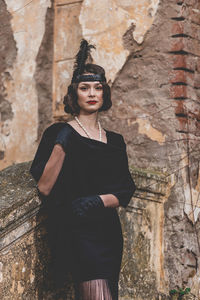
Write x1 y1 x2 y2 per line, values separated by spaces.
65 122 109 145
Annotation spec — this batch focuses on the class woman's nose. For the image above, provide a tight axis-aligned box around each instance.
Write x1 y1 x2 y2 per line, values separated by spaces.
89 87 95 96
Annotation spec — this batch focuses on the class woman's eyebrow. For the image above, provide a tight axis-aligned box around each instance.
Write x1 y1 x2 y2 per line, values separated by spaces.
79 83 89 86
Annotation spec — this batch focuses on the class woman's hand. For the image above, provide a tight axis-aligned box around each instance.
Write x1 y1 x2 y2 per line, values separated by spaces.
72 195 105 217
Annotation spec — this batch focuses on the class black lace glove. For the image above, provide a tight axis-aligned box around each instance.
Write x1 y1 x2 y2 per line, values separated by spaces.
72 195 105 217
54 126 72 153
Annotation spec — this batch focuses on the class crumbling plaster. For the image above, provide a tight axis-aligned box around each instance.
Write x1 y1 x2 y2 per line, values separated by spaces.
79 0 160 83
0 0 16 164
0 0 52 170
0 0 200 298
53 0 160 117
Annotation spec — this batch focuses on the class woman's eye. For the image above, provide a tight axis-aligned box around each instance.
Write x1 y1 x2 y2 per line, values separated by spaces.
96 86 103 90
80 87 87 90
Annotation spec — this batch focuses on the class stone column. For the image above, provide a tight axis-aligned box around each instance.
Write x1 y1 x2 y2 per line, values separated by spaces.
53 0 83 120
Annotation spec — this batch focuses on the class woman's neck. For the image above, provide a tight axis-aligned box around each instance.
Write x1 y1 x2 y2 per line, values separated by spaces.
75 114 99 130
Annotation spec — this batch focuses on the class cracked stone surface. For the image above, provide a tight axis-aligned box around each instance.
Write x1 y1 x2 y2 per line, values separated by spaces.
80 0 160 83
0 0 52 170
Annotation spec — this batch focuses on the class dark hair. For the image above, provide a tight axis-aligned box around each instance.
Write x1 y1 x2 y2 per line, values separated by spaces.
63 64 112 116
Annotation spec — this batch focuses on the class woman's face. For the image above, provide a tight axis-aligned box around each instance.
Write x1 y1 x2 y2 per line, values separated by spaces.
77 80 104 114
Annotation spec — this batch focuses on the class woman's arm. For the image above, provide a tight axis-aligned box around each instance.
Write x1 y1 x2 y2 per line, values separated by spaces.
37 144 66 196
99 194 120 208
30 124 73 196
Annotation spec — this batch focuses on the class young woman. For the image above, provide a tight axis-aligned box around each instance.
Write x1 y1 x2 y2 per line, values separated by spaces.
30 40 136 300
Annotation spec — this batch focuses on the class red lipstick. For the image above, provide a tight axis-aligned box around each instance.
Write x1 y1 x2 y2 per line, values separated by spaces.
87 101 97 104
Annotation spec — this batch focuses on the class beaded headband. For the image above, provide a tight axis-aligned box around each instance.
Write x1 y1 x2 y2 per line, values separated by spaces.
73 74 106 83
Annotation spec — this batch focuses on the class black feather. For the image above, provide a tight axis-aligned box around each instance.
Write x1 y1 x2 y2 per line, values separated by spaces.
73 39 95 75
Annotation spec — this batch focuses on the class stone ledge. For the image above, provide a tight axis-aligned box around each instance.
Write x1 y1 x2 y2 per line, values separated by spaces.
0 162 170 251
130 166 170 203
0 162 40 249
0 163 170 231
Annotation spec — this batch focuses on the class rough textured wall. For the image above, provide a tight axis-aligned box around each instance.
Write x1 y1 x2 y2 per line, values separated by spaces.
52 1 199 296
107 0 200 298
0 162 170 300
118 169 174 299
34 1 54 141
0 162 74 300
0 0 53 170
0 0 16 163
53 0 160 118
0 0 200 299
80 0 160 83
53 0 83 119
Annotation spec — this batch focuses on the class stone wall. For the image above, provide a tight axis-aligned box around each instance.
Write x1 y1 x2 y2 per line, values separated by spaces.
0 162 172 300
52 0 200 298
0 162 197 299
0 0 200 299
0 162 74 299
53 0 161 118
109 0 200 297
0 0 53 170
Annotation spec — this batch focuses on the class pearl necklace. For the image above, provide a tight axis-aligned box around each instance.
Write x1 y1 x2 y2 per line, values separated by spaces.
75 116 102 141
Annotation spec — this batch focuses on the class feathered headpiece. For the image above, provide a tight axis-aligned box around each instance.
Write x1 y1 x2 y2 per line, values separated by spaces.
71 39 106 83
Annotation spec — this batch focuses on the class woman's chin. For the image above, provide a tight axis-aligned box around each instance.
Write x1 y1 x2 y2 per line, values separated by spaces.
80 106 102 114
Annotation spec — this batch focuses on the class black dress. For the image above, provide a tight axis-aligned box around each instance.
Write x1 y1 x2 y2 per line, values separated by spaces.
30 122 136 299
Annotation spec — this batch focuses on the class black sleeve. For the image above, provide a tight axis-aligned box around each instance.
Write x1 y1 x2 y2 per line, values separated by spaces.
29 123 72 183
30 127 55 183
111 135 136 208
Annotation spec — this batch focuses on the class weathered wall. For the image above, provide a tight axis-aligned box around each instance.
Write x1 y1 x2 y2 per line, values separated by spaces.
109 0 200 298
34 0 54 140
118 169 174 299
0 162 171 300
0 0 53 171
52 0 160 117
0 0 16 163
53 0 200 296
80 0 160 83
0 0 200 299
53 0 83 119
0 162 74 299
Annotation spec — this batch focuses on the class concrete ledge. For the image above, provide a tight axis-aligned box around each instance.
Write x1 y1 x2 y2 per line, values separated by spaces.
130 166 170 203
0 161 171 299
0 162 40 252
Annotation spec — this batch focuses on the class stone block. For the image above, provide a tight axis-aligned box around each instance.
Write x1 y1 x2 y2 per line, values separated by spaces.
54 2 82 62
53 59 74 118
